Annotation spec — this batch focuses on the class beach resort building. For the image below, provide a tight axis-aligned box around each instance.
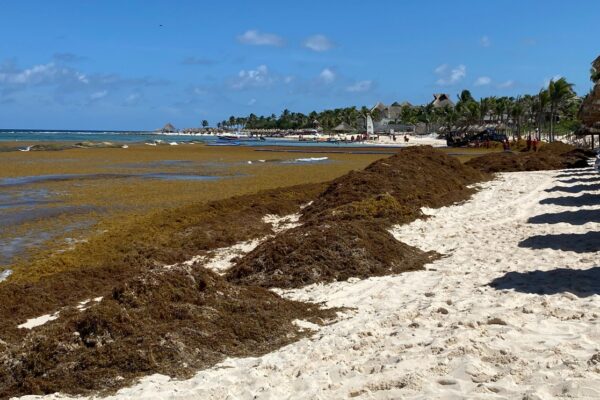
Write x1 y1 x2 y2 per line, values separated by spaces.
370 96 452 134
370 101 416 134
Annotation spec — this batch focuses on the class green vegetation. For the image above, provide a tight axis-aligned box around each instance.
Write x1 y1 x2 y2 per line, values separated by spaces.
216 78 581 141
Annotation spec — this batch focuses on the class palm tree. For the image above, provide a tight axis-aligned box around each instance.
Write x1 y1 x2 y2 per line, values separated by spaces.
510 98 525 140
479 97 492 125
520 94 536 136
400 105 416 125
494 98 508 124
465 101 480 126
370 107 382 122
441 105 458 131
535 89 549 139
547 77 575 141
457 90 475 105
202 120 209 128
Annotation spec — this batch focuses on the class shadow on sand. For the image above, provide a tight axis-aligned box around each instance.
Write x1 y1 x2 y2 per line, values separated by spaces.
558 176 600 184
545 183 600 194
528 209 600 225
540 193 600 207
554 168 596 178
489 266 600 297
519 231 600 253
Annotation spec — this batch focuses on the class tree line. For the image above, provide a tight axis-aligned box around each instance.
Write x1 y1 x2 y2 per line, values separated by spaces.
208 76 591 140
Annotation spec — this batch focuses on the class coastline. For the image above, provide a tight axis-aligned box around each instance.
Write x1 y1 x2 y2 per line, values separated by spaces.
13 166 600 399
2 144 594 398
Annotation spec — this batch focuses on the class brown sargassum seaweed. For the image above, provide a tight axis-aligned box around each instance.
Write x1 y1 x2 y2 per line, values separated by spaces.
14 146 583 397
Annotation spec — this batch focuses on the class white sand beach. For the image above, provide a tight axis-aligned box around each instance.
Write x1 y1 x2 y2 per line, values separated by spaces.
19 167 600 400
367 134 447 147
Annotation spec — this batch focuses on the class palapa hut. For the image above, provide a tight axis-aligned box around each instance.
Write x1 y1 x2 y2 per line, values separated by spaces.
332 121 355 133
578 55 600 147
387 102 403 120
370 101 413 121
161 123 176 133
431 93 454 108
371 102 387 114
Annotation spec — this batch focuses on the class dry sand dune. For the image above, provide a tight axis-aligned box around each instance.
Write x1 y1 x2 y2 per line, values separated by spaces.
20 167 600 399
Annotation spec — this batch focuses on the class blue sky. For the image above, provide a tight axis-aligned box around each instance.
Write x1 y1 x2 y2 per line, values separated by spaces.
0 0 598 130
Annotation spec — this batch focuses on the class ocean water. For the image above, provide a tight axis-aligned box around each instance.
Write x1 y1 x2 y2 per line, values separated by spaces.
0 129 386 148
0 129 179 143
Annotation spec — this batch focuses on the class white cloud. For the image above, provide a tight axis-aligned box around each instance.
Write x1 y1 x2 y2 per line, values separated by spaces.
318 68 336 84
247 98 257 105
89 90 107 100
237 30 284 46
0 62 89 86
303 34 334 52
284 76 294 84
435 64 466 85
474 76 492 86
434 64 448 74
498 80 515 89
230 65 274 89
480 35 491 47
346 80 373 93
0 60 167 95
125 93 141 104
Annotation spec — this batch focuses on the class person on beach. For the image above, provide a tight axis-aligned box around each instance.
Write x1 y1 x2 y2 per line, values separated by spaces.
526 135 532 151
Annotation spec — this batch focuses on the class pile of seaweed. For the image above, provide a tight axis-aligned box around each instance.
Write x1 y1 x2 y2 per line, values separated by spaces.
227 147 487 288
0 265 334 398
465 141 595 173
0 147 489 397
0 183 325 343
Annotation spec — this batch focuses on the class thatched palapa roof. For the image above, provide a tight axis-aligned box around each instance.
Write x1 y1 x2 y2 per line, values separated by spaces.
332 122 355 132
161 123 176 133
431 93 454 108
371 102 387 113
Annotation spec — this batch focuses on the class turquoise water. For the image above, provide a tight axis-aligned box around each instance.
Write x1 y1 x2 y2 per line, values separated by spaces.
0 129 179 143
0 129 393 148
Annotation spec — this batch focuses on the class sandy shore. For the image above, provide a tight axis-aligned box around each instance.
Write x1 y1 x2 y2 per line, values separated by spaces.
367 134 446 147
18 167 600 399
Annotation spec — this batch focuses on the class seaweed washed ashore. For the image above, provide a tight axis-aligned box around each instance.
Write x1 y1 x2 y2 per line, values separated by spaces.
0 144 387 268
0 145 593 398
